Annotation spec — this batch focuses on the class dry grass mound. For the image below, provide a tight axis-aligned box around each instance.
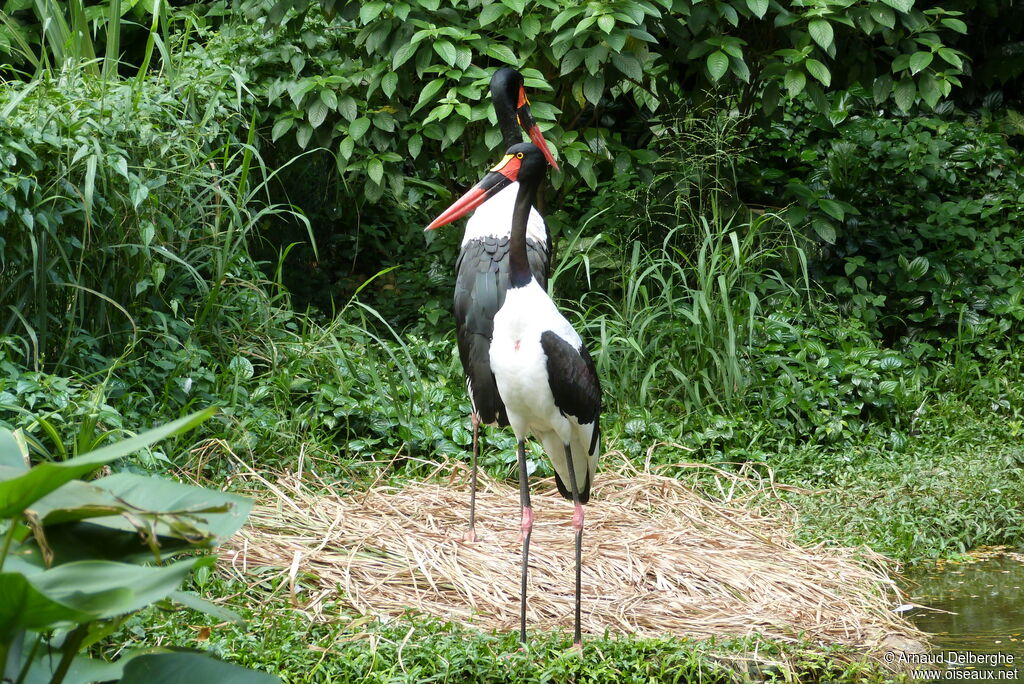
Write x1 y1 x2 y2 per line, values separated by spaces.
224 454 925 664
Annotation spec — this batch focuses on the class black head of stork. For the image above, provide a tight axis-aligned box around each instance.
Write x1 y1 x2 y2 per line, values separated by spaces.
431 143 602 650
490 67 559 171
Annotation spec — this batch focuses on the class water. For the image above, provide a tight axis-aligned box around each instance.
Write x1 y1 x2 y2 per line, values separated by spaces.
904 554 1024 680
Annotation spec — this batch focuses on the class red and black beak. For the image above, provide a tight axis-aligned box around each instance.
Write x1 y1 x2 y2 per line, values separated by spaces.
425 153 523 231
515 86 559 171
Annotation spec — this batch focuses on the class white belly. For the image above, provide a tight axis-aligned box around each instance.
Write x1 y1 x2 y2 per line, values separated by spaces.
490 282 579 442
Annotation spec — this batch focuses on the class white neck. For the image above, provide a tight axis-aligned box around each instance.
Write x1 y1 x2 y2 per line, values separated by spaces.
462 181 547 247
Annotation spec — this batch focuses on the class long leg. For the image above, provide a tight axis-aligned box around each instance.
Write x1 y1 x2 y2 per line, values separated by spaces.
516 438 533 644
464 412 480 542
563 443 583 648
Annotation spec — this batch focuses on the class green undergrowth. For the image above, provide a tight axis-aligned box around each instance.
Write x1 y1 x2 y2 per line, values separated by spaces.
778 401 1024 563
112 576 896 683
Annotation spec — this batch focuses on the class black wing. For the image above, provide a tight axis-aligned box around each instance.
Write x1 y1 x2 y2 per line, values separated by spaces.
454 235 549 426
540 331 601 426
540 331 601 503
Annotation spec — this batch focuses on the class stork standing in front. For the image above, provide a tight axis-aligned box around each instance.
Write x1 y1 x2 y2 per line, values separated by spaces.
428 67 559 543
427 142 601 648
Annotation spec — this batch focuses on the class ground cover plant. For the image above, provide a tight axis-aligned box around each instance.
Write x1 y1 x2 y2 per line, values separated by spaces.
0 411 276 683
3 0 1024 681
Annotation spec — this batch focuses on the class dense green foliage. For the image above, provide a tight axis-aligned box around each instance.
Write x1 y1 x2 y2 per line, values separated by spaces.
3 0 1024 680
0 412 275 683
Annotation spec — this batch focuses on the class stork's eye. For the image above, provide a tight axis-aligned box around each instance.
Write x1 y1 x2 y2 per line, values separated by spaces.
516 152 524 159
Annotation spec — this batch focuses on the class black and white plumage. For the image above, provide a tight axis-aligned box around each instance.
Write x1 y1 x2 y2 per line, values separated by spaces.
427 67 559 543
429 142 601 648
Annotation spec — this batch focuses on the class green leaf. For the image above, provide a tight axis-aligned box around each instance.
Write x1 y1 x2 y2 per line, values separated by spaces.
808 19 833 50
0 411 214 519
521 14 540 38
30 472 252 542
706 50 729 82
412 78 445 113
392 42 417 69
907 256 930 279
582 73 604 104
805 58 831 86
168 590 243 623
381 72 398 99
0 430 27 471
880 0 913 13
320 89 337 110
367 158 384 185
485 43 517 65
295 123 312 149
338 95 358 121
812 219 837 244
940 17 967 33
433 40 457 66
730 56 750 83
873 74 892 104
349 117 371 140
870 5 895 28
937 47 963 69
358 1 385 23
785 69 806 97
408 133 423 159
338 136 355 161
0 558 206 636
308 97 328 128
818 198 845 221
611 53 643 81
478 3 507 26
746 0 768 19
909 51 933 75
120 652 280 684
918 73 940 108
597 14 614 33
894 77 916 111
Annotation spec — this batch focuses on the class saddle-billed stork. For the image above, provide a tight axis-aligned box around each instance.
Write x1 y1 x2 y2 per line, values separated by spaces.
427 142 601 648
427 67 559 543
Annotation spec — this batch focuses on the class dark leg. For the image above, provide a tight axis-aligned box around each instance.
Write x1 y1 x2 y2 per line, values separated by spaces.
563 443 584 648
464 412 480 542
516 438 533 644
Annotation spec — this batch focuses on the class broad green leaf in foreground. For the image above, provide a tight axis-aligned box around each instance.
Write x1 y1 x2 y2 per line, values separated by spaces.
29 472 252 542
0 410 215 518
0 557 209 636
120 652 282 684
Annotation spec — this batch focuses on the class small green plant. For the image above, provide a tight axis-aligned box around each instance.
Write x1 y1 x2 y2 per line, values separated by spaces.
0 409 277 683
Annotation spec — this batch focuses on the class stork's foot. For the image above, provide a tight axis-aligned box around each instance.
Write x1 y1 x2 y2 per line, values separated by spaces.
462 527 477 543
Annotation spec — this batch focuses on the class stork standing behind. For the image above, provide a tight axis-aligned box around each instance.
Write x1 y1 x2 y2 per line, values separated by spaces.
427 143 601 648
427 67 559 543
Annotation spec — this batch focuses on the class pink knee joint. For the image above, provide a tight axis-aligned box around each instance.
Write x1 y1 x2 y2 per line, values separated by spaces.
521 506 534 539
572 503 584 532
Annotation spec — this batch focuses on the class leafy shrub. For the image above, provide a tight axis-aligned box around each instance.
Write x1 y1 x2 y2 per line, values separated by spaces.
0 59 292 368
0 411 277 683
745 113 1024 350
236 0 969 197
748 306 923 447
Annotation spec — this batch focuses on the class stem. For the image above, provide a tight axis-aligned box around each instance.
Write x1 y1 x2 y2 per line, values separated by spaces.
51 623 90 684
0 517 19 573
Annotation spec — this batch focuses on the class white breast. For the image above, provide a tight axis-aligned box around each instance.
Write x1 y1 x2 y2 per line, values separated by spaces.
490 282 581 434
462 181 547 247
